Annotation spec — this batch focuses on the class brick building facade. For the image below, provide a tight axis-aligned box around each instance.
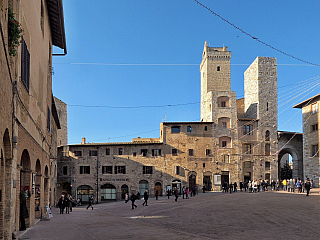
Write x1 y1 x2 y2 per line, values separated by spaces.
0 0 66 239
57 42 280 202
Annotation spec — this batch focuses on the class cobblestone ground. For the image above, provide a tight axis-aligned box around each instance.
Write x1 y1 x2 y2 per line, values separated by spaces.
20 189 320 240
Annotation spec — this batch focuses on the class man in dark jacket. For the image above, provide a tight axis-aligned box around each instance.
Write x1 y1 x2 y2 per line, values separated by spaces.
142 190 149 206
131 193 137 209
305 178 311 196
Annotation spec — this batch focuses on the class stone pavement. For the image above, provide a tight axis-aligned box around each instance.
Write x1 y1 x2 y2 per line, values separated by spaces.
19 189 320 240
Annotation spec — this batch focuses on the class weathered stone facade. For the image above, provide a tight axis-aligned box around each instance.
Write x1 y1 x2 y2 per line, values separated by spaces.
294 94 320 187
57 42 281 202
0 1 66 239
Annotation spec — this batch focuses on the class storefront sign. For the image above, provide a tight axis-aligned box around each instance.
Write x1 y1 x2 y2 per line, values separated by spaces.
100 178 129 182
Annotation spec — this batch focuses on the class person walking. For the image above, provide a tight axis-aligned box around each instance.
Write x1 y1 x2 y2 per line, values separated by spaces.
131 193 137 209
182 186 186 199
155 190 159 200
233 182 237 192
174 188 179 202
305 178 311 196
186 187 189 199
166 189 170 199
86 196 94 210
125 193 129 203
58 195 66 214
65 195 70 214
142 190 149 206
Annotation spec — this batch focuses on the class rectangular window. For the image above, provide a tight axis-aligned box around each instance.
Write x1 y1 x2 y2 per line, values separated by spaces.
80 166 90 174
189 149 194 156
243 144 252 154
265 161 271 170
204 126 208 131
223 155 230 163
114 166 126 174
244 161 251 168
102 166 113 174
141 149 148 156
243 125 252 135
222 122 227 129
118 148 123 155
74 151 82 157
21 38 30 92
133 152 137 157
171 126 180 133
221 101 226 107
206 149 211 156
89 150 98 156
172 148 178 156
312 124 318 132
106 148 110 155
143 166 153 174
63 166 68 175
265 144 270 156
312 144 319 157
152 149 161 156
203 163 205 168
222 141 227 148
312 103 318 114
175 166 180 175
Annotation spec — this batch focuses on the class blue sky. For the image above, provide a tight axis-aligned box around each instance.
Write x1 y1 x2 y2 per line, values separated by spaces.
53 0 320 144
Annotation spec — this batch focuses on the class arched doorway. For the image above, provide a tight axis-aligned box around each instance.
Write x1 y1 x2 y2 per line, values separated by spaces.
188 173 197 191
154 182 162 196
77 185 94 203
20 149 31 230
121 184 129 199
139 180 149 195
203 172 212 191
44 165 49 207
278 148 300 180
101 184 116 201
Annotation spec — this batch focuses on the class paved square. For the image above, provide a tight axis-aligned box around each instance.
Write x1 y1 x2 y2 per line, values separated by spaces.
20 190 320 240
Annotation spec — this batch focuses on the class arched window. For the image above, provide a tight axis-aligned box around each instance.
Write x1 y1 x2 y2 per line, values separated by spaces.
77 185 94 202
265 130 270 141
219 136 231 148
101 184 116 200
139 180 149 194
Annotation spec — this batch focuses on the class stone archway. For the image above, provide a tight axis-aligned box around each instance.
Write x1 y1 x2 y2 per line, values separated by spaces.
44 166 49 208
278 148 300 180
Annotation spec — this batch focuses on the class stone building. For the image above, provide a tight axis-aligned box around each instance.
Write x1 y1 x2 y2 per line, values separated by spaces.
0 0 66 239
293 93 320 187
57 42 280 202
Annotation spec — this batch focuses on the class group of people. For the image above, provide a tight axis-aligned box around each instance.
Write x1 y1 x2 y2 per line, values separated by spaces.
221 178 313 196
58 194 74 214
127 186 198 210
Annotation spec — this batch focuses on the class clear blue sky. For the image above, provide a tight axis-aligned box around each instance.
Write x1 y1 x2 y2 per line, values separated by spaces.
53 0 320 145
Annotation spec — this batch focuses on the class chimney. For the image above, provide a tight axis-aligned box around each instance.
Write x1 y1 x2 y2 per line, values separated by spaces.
81 137 86 144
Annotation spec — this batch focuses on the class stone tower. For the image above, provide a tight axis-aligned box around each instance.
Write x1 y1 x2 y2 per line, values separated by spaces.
244 57 278 145
200 41 237 128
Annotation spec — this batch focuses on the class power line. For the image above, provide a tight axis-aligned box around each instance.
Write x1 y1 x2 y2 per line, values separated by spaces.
194 0 320 67
68 102 200 109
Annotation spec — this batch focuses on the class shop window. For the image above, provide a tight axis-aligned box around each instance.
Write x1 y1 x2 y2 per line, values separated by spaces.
171 126 180 133
89 150 97 156
102 166 113 174
312 144 319 157
152 149 161 156
189 149 194 156
114 166 126 174
141 149 148 156
80 166 90 174
106 148 110 155
63 166 68 175
74 151 82 157
143 166 153 174
101 184 116 200
172 148 178 156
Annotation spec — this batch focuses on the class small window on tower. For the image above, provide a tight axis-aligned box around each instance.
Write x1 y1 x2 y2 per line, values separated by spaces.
217 66 220 71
